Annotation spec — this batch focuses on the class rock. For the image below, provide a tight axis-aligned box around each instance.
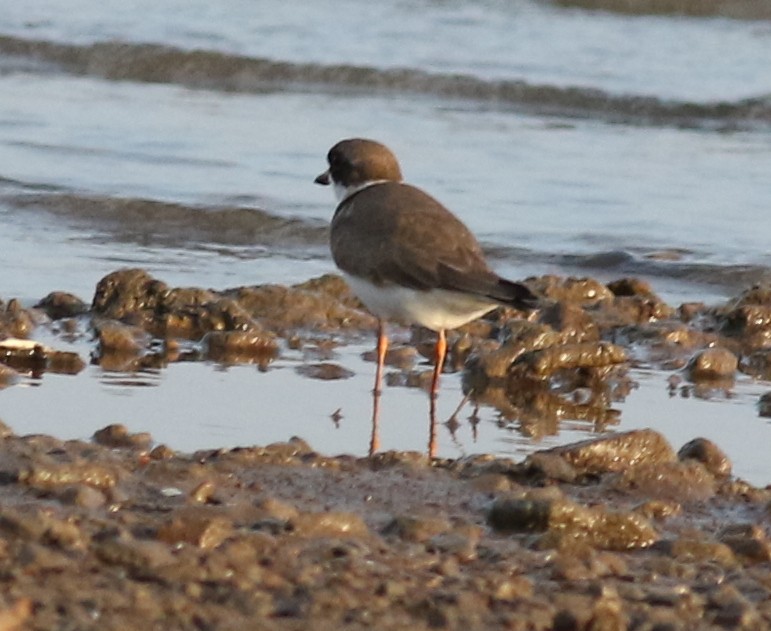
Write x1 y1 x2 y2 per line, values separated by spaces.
157 509 233 549
487 497 551 533
290 511 369 538
161 295 257 339
226 280 375 330
295 362 354 380
679 302 707 322
0 338 85 376
0 598 32 630
677 438 732 478
759 392 771 418
717 524 771 563
524 452 578 483
0 339 48 373
742 349 771 380
92 424 153 450
255 497 299 522
56 484 107 509
0 419 13 438
718 298 771 350
488 494 657 551
202 330 278 363
45 349 86 375
526 276 613 306
19 463 118 490
605 295 675 324
607 277 656 298
616 460 717 502
148 444 175 460
540 429 676 476
463 322 560 387
35 292 88 320
512 341 627 379
189 481 217 504
94 320 146 353
92 268 169 324
0 363 20 388
94 535 175 577
382 514 452 542
685 347 737 382
731 283 771 307
0 299 36 338
654 538 737 568
538 302 599 344
707 584 761 629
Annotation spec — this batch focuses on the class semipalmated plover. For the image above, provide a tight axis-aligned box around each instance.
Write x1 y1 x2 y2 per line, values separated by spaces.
315 138 537 455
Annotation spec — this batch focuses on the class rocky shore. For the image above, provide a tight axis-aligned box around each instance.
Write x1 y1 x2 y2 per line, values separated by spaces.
0 268 770 629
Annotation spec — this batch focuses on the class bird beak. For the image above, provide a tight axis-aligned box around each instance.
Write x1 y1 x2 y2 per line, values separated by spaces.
314 169 330 186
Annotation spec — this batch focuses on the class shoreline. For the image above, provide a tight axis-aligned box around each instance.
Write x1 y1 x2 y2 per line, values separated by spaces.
0 268 770 627
0 420 767 629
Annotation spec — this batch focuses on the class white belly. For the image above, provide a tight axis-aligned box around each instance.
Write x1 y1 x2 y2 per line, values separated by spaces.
344 274 497 332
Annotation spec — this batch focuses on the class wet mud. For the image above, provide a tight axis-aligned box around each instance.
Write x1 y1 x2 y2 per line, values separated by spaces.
0 422 768 629
0 268 770 628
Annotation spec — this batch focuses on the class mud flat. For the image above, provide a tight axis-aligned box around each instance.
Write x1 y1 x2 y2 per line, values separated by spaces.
0 269 770 628
0 422 767 629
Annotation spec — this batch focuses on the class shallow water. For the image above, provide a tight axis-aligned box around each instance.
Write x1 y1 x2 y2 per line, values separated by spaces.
1 1 770 483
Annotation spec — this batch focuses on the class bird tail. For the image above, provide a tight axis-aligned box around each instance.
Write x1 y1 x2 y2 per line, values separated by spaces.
489 278 540 311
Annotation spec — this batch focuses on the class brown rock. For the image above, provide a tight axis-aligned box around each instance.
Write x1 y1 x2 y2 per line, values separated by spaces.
35 292 88 320
677 437 732 478
759 391 771 418
0 598 32 631
161 295 257 339
0 299 36 338
383 514 452 542
679 301 707 322
290 511 369 538
742 349 771 380
513 341 627 378
92 268 169 323
541 429 676 476
157 510 233 549
607 277 656 297
0 364 20 388
489 494 657 551
487 497 551 533
616 460 716 502
93 424 153 450
538 302 599 343
202 329 278 363
19 462 118 490
227 280 375 330
94 535 176 576
685 347 737 382
295 362 354 380
655 538 737 568
148 444 175 460
56 484 107 509
46 349 86 375
607 294 675 324
94 320 146 353
717 524 771 563
527 275 613 306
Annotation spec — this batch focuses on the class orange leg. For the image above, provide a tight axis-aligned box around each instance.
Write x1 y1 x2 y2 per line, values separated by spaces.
369 320 387 456
428 329 447 459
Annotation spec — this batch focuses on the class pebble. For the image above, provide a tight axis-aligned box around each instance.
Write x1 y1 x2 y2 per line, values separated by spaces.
685 347 738 382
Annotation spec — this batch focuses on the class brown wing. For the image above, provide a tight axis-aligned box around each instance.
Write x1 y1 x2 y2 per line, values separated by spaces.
330 182 531 306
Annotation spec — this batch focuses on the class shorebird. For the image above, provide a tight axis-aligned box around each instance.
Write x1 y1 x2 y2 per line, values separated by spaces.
315 138 536 455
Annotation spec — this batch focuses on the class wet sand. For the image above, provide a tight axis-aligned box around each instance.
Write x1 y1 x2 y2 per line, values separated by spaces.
0 421 769 629
1 269 770 627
